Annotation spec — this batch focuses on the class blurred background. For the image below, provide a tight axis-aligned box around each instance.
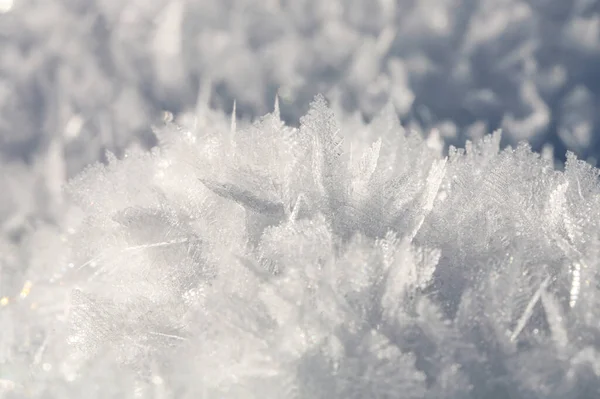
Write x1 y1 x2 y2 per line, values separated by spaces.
1 0 600 249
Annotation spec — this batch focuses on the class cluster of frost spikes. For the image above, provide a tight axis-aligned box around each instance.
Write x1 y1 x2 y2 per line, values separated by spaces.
5 95 600 398
3 0 600 251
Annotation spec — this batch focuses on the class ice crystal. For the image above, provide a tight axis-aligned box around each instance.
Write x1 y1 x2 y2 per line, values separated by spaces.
1 96 599 398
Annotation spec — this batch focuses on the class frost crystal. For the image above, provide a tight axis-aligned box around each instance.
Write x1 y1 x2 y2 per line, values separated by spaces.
4 95 600 398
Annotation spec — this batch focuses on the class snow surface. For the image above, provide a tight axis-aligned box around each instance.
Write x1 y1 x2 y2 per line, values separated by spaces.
1 0 600 398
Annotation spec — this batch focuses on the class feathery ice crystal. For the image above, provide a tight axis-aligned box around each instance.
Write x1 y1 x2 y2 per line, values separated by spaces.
3 96 600 398
3 0 600 249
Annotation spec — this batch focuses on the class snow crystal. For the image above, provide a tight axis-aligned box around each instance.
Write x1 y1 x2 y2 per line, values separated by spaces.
1 96 599 397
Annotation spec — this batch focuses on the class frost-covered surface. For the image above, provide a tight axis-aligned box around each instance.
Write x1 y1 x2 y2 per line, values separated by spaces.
2 97 600 397
2 0 600 240
3 0 600 397
2 0 600 164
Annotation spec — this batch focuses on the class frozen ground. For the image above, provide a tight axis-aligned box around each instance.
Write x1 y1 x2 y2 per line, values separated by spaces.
2 0 600 398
